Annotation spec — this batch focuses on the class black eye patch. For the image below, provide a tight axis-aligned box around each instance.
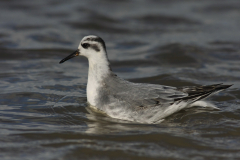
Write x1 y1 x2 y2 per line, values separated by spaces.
82 43 90 49
91 44 100 52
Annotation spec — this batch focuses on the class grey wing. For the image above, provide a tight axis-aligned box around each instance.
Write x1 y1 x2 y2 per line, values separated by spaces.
113 81 187 108
103 75 231 109
121 83 232 108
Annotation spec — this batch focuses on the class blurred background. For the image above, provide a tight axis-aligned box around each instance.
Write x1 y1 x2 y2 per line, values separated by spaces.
0 0 240 159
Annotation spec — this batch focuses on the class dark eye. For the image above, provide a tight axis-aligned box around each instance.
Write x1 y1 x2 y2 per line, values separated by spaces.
82 43 90 49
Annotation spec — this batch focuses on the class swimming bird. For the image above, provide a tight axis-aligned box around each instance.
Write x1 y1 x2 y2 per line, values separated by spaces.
59 35 232 124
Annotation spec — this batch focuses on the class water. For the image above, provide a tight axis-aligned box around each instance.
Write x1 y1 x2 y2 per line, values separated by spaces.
1 0 240 159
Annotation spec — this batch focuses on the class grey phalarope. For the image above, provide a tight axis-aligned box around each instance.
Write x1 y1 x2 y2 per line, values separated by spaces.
60 35 232 124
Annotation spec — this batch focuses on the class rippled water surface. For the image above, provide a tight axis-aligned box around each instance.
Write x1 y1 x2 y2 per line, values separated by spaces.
1 0 240 159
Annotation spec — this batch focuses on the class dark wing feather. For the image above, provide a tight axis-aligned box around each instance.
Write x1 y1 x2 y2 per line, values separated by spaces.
175 83 232 102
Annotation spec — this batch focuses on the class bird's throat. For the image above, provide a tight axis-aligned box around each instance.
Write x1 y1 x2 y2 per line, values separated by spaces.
86 57 111 106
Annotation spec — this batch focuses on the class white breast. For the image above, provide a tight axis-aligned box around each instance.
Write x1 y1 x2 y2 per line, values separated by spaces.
86 57 110 107
86 75 100 107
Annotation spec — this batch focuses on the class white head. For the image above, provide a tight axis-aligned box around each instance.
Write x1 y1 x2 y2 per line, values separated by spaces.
59 35 108 64
60 35 111 107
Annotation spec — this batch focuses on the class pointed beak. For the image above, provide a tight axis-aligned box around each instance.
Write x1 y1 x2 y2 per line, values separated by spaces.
59 49 80 64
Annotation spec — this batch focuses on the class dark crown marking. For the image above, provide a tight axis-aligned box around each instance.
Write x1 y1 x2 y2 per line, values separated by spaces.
85 36 106 51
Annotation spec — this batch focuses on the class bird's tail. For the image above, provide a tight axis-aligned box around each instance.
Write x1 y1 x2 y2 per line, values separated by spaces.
175 83 232 103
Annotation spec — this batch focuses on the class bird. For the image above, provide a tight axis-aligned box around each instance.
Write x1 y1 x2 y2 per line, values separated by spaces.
59 35 232 124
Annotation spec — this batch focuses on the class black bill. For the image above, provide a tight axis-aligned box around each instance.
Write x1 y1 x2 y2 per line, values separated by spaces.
59 50 79 64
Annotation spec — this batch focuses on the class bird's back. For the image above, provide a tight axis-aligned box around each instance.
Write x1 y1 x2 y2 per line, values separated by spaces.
92 73 231 123
94 73 185 123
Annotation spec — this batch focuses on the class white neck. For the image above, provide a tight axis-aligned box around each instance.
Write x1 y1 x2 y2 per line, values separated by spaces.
86 55 111 106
